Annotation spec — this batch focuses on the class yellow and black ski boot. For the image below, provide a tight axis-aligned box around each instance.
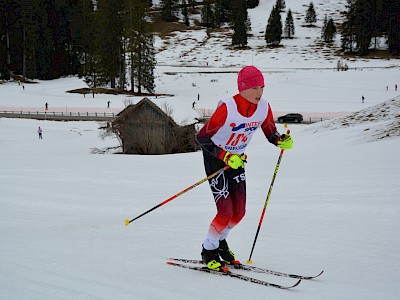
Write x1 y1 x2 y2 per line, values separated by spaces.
201 246 229 272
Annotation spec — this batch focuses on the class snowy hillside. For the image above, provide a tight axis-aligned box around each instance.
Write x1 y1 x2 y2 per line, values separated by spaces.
1 0 400 299
155 0 389 69
309 96 400 141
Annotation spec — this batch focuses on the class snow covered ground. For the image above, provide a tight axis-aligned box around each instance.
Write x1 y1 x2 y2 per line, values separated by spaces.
1 0 400 299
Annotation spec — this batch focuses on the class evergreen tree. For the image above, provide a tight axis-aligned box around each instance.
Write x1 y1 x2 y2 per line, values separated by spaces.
188 0 196 13
21 0 40 79
123 0 155 93
305 1 317 25
322 15 328 39
354 0 374 55
49 0 73 78
0 2 10 80
213 0 224 27
275 0 286 12
379 0 389 31
201 0 214 28
265 5 282 45
321 15 336 43
0 0 15 78
247 0 259 9
160 0 179 22
220 0 232 23
35 0 54 79
371 0 384 49
92 0 124 88
230 0 249 47
384 0 400 53
69 0 95 77
201 0 224 29
284 9 295 38
182 0 190 26
341 0 357 53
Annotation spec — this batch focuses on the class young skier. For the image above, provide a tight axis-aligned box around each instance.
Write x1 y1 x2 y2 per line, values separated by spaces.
195 66 293 271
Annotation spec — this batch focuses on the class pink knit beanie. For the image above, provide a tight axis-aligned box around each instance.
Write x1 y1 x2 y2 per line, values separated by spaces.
237 66 265 92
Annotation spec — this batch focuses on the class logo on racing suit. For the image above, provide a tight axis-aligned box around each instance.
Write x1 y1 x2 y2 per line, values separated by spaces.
224 122 261 151
231 122 260 132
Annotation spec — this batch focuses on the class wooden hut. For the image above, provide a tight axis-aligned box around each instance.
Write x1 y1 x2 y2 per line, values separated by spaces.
112 98 198 155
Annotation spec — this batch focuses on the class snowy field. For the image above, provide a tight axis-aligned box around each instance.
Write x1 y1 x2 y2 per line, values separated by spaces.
1 0 400 299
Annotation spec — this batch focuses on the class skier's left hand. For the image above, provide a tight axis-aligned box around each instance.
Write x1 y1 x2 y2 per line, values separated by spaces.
277 134 293 150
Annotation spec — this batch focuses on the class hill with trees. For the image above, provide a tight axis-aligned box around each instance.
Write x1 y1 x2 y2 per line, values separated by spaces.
1 0 399 89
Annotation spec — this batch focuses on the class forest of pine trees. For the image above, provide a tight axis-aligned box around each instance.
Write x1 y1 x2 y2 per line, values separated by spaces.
341 0 400 55
1 0 399 86
0 0 156 93
200 0 250 47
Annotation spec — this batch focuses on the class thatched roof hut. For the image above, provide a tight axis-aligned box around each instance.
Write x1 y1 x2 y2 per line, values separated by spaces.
112 98 198 155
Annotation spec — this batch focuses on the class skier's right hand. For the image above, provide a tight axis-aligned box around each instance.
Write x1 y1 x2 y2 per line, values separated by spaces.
223 152 246 169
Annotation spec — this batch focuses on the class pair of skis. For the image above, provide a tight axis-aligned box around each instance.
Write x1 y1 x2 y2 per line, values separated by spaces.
167 258 323 289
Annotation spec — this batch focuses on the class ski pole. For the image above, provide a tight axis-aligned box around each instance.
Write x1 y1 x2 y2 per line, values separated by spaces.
125 165 230 226
247 127 290 264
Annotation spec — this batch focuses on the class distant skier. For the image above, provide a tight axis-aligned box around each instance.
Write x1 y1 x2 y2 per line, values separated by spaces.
362 95 365 103
38 126 43 139
195 66 293 272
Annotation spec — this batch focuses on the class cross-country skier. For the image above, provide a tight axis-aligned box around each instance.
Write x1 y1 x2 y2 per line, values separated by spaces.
195 66 293 271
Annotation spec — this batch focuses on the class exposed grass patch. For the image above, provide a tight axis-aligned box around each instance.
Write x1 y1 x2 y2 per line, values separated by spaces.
151 12 203 39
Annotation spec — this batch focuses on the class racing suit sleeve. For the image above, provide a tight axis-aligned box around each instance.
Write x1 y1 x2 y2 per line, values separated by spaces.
261 103 281 146
195 103 227 160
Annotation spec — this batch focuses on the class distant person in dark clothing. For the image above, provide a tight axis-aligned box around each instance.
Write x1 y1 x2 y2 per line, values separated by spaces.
38 127 43 139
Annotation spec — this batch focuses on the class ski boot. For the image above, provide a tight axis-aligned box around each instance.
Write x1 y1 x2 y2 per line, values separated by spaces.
201 246 229 272
218 239 241 266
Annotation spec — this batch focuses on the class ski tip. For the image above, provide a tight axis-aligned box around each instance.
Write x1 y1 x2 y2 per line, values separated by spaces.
291 279 301 288
124 219 130 226
246 259 253 264
304 270 324 279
